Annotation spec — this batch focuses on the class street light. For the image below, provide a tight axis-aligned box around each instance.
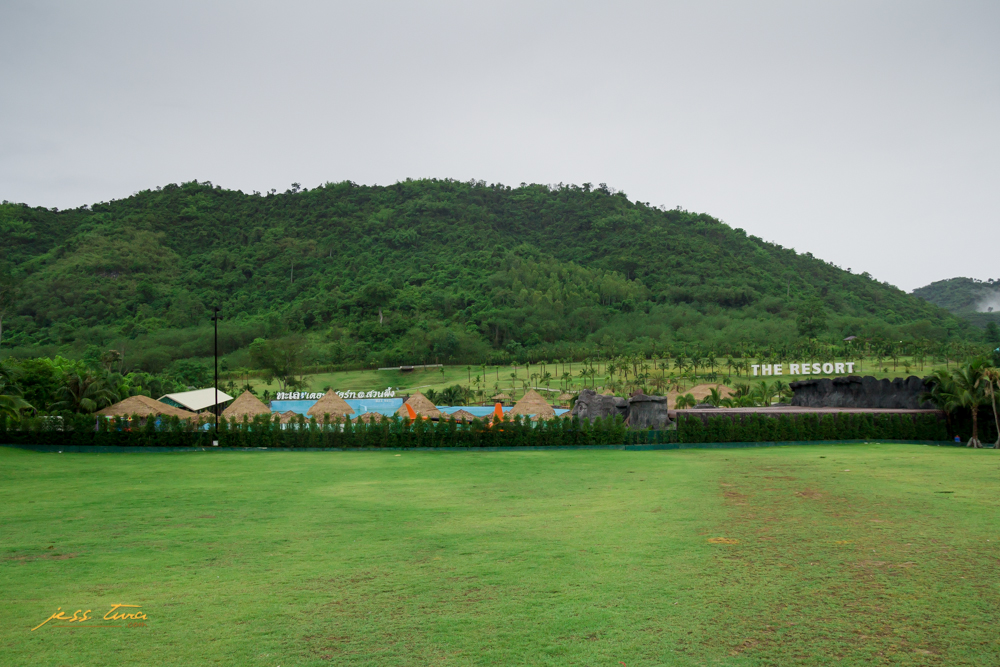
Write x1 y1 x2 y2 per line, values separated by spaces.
211 306 222 445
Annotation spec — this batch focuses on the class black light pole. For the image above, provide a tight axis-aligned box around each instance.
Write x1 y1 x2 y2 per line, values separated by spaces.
211 306 222 445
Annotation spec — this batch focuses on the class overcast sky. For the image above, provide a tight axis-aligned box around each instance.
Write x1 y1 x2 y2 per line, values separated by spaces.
1 1 997 291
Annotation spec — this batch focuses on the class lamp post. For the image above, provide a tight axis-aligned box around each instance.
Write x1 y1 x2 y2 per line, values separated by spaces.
211 306 222 445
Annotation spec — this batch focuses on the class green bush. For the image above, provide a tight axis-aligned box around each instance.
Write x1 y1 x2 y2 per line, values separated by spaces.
677 412 948 443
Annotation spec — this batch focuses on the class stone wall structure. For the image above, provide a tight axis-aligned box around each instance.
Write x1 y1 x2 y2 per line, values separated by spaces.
790 375 932 409
626 393 672 429
571 389 673 429
571 389 627 421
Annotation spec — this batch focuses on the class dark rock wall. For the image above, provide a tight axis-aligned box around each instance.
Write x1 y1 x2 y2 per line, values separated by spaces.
571 389 672 429
790 375 932 409
571 389 627 421
627 393 672 430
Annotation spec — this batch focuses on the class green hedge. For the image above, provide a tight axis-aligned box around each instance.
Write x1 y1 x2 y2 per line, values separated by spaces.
676 412 948 443
0 413 648 449
0 412 949 449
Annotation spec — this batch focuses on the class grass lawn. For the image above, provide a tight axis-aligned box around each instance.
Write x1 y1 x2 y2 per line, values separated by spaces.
2 444 999 665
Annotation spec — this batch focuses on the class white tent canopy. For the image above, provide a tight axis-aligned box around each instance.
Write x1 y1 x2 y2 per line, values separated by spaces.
159 388 234 412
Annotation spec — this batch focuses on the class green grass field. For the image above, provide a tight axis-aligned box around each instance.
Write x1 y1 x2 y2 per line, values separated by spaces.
3 444 998 666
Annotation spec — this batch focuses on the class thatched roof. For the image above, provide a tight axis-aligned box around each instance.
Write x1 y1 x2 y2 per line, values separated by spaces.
353 412 387 424
492 393 511 401
558 393 575 401
278 410 301 424
395 391 442 419
97 395 197 419
508 389 556 420
221 391 271 419
446 409 477 422
307 389 355 418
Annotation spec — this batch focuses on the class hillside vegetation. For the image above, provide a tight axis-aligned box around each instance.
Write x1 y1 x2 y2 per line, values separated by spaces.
912 277 1000 329
0 179 971 374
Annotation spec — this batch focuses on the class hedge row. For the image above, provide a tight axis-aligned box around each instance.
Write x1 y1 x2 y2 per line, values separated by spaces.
0 412 661 448
676 412 948 444
0 411 949 449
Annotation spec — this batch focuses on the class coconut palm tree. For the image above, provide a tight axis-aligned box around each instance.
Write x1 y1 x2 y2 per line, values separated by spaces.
924 361 989 447
753 381 774 407
561 371 572 391
674 393 696 409
51 372 116 413
771 380 792 404
706 387 724 406
0 360 33 417
977 367 1000 449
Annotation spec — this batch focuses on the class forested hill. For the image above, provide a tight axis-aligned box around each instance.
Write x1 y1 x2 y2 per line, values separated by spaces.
0 179 971 371
912 277 1000 328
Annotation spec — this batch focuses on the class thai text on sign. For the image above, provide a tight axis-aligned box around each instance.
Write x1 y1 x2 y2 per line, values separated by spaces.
274 388 396 400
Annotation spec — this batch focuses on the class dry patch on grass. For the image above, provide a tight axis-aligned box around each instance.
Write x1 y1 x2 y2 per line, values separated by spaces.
701 454 992 664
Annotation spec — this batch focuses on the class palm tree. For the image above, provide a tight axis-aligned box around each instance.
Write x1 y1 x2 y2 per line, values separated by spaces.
674 393 696 409
0 360 33 417
924 361 989 447
771 380 792 404
707 387 724 406
952 360 990 448
51 372 116 413
754 381 774 407
977 367 1000 449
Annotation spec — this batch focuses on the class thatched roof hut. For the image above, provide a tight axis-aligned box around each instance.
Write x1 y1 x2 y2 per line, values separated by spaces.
558 393 575 401
353 412 387 424
446 409 477 423
395 391 442 419
492 393 511 401
307 389 355 419
278 410 301 424
221 391 271 419
508 389 556 420
97 395 197 419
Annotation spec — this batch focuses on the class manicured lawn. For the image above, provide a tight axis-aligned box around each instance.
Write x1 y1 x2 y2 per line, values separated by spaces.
2 444 998 665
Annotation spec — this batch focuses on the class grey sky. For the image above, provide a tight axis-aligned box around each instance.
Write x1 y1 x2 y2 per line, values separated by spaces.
1 1 997 291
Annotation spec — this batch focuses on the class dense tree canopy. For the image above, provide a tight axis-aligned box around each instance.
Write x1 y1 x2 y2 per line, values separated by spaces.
0 178 973 373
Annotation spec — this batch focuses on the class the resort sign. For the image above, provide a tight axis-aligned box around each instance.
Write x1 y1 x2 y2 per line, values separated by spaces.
274 388 397 400
752 362 856 377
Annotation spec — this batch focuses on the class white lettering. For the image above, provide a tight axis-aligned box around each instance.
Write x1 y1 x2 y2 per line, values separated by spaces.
762 364 772 376
812 363 822 374
835 363 845 374
801 361 810 374
847 362 855 373
752 364 760 376
774 364 783 376
822 362 833 374
790 363 800 374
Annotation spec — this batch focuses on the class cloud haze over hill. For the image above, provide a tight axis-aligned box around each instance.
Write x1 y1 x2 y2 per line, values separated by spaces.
1 0 997 291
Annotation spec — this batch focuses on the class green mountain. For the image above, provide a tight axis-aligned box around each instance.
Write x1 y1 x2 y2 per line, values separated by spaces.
912 277 1000 328
0 179 972 372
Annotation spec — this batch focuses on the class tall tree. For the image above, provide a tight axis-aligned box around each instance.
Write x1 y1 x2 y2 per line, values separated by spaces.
0 271 20 348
